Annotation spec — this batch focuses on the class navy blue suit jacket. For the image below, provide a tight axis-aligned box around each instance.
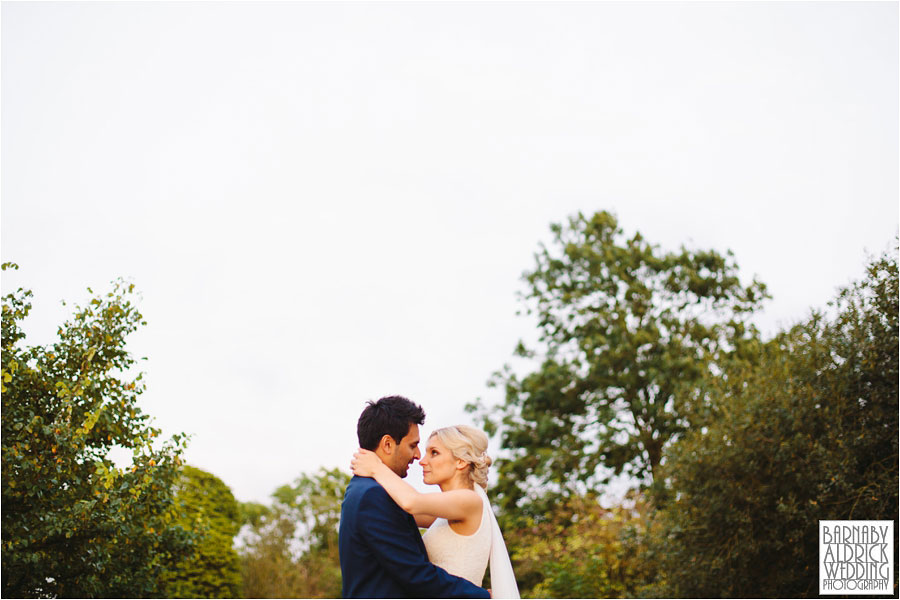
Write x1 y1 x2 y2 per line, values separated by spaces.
339 475 490 598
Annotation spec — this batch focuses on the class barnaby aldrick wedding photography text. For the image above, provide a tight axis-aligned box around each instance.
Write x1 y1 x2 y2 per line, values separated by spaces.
820 521 894 595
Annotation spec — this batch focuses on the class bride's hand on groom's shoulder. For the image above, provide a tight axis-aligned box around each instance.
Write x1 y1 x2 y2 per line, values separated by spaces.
350 448 382 477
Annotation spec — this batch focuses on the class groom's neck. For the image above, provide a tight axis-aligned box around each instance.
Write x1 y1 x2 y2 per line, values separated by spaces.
374 448 390 465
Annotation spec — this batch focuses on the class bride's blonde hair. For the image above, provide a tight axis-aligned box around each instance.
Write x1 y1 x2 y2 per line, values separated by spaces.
429 425 492 490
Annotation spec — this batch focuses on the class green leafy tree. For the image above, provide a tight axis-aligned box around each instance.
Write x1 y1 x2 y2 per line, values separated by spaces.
469 211 768 518
161 466 242 598
508 491 655 599
649 248 899 597
239 500 271 529
270 467 349 554
1 265 194 598
239 467 350 598
239 505 310 599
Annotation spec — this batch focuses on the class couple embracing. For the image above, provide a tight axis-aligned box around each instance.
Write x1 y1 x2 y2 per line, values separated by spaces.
339 395 520 598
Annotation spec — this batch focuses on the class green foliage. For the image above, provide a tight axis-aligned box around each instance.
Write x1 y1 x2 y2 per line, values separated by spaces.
506 491 655 598
271 467 349 553
239 500 272 529
469 211 768 519
648 248 899 597
161 466 242 598
238 467 350 598
1 267 195 598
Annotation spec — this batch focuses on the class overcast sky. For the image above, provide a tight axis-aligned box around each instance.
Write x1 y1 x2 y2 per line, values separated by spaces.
2 1 897 504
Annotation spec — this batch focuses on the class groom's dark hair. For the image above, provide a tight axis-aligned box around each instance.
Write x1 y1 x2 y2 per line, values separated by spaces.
357 395 426 451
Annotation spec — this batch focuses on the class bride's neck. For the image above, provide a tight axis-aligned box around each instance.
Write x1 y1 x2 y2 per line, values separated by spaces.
439 475 473 493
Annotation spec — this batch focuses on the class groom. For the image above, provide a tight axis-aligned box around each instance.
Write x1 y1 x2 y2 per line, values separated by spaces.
339 395 490 598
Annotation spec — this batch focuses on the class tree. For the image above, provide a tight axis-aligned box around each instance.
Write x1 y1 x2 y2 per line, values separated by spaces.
506 491 655 599
270 467 349 554
238 467 350 598
161 466 243 598
469 211 768 518
648 248 898 597
1 265 195 598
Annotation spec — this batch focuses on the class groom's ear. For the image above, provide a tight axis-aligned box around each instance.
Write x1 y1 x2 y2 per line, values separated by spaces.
378 434 394 455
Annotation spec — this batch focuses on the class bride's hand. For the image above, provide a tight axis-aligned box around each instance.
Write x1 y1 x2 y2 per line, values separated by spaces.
351 448 383 477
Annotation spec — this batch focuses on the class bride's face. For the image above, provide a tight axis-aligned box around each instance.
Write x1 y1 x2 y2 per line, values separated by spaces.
419 436 462 486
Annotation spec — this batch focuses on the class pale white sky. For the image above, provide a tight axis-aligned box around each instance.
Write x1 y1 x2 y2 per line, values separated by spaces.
2 1 897 504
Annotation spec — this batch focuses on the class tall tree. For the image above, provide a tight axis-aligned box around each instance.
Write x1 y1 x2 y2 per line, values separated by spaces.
161 466 243 598
649 248 898 597
238 467 350 598
1 265 195 597
469 211 768 517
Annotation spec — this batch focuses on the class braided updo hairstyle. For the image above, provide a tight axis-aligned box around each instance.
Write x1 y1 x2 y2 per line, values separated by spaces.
429 425 492 489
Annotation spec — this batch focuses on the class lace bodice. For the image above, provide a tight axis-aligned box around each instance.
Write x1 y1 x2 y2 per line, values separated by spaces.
421 487 492 586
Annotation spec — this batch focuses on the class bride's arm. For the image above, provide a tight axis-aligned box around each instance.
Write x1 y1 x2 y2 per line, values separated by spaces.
415 514 437 528
351 449 480 521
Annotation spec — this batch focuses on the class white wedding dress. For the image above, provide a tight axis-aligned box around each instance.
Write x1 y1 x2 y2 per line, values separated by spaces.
422 485 520 598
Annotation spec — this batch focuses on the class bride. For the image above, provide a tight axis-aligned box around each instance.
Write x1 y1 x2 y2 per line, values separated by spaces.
351 424 520 599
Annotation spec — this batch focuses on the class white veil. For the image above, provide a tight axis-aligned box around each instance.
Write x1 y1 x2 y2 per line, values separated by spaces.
475 485 520 599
